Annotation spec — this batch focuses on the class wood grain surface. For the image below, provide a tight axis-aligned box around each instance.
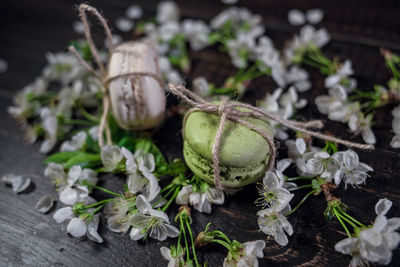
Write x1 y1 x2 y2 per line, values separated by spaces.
0 0 399 266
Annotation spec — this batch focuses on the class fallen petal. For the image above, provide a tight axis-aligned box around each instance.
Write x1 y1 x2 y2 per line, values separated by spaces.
35 195 55 214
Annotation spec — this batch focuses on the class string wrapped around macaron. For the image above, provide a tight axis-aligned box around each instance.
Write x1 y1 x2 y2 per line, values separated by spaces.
168 83 374 190
69 4 166 147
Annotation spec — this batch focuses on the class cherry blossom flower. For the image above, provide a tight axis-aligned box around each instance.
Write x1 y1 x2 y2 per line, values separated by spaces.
335 198 400 266
192 77 211 97
115 17 134 32
348 113 376 144
53 199 103 243
223 240 266 267
101 145 123 172
39 108 58 154
104 196 133 234
332 150 373 187
325 60 357 92
182 19 210 51
287 8 324 26
257 205 293 246
129 195 179 241
125 5 143 20
156 1 180 23
256 171 294 212
176 184 224 214
42 52 86 85
122 147 160 202
160 246 185 267
60 131 87 152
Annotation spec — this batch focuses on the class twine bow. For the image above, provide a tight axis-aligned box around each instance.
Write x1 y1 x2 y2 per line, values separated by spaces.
69 4 164 147
168 83 374 190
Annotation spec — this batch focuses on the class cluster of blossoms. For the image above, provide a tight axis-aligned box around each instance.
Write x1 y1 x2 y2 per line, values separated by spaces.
7 51 102 153
45 163 103 242
176 178 225 214
285 138 373 188
255 139 375 251
314 61 376 145
335 198 400 266
256 164 294 246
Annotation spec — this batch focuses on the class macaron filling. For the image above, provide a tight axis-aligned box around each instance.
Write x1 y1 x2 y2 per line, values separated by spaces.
183 140 269 188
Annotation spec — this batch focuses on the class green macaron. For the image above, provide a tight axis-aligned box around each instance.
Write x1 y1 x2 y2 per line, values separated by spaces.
182 104 273 188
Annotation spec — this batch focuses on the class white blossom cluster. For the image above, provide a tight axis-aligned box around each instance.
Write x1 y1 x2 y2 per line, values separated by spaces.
100 145 182 241
176 183 224 214
256 160 295 246
285 138 373 188
45 163 103 242
7 52 102 153
315 61 376 145
335 198 400 266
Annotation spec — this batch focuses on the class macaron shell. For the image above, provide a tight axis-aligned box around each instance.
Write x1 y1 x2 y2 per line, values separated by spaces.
183 110 273 168
183 140 268 188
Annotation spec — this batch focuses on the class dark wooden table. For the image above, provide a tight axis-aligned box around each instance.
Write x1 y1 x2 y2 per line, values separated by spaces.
1 0 399 266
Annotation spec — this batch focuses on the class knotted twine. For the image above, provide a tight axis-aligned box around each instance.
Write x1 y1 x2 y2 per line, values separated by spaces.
69 4 165 147
168 83 374 190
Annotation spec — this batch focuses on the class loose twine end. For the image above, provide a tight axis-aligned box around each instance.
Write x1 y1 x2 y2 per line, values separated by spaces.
168 83 375 190
70 4 165 148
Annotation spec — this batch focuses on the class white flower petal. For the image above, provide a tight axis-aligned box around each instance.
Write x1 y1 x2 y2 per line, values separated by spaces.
130 227 145 240
136 194 152 213
59 187 79 205
288 9 305 25
375 198 393 216
334 237 359 255
67 218 87 237
101 145 123 171
87 215 103 243
126 5 143 19
305 9 324 24
35 195 55 214
53 207 74 224
277 158 292 172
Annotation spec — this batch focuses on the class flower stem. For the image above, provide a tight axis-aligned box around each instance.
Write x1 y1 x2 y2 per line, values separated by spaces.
152 185 177 208
289 184 313 192
89 203 107 216
63 118 97 126
161 186 180 212
338 208 366 228
185 219 200 266
83 198 113 210
180 217 190 261
335 210 359 229
285 189 316 216
77 103 100 123
211 239 232 251
333 208 352 238
286 176 314 181
93 185 121 197
210 230 232 244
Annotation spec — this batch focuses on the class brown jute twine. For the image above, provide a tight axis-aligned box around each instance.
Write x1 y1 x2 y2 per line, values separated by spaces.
69 4 165 147
168 83 374 190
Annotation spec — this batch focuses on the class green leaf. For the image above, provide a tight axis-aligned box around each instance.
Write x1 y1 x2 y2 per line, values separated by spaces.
44 151 81 164
65 152 101 169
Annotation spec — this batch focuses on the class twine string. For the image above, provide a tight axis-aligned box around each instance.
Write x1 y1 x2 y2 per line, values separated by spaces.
168 83 374 189
70 4 165 147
